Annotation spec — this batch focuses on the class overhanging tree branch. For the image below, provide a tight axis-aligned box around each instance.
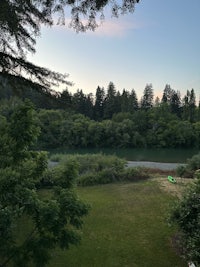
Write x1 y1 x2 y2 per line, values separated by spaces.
0 0 140 91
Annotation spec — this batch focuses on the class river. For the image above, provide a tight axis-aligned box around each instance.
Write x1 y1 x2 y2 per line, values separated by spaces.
48 148 199 163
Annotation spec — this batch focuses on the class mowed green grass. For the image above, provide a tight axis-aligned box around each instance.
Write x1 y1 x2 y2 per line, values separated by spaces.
49 180 187 267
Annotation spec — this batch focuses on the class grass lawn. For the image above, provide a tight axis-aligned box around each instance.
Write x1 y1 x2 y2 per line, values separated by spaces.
48 180 187 267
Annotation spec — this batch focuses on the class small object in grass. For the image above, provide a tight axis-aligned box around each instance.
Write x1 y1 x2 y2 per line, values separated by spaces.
167 175 176 184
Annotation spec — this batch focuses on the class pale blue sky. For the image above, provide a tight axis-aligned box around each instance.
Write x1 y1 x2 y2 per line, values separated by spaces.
28 0 200 100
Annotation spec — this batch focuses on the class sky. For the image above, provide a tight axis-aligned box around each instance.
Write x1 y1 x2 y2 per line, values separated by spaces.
27 0 200 100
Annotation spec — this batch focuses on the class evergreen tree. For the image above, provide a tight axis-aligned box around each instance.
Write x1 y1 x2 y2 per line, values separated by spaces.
154 96 161 107
161 84 173 104
72 89 87 114
129 89 139 111
170 90 181 117
94 86 105 120
104 82 118 119
141 84 154 110
182 90 190 121
85 93 94 119
59 89 73 110
121 89 130 112
189 88 196 122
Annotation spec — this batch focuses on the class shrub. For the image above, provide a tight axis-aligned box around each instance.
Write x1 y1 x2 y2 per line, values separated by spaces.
78 168 122 186
49 153 64 162
187 153 200 171
51 159 79 188
49 153 151 186
176 153 200 178
122 167 150 182
170 178 200 265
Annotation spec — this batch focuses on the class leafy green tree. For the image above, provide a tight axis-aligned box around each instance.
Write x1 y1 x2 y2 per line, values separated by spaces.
68 114 91 147
37 109 64 149
0 100 89 267
193 122 200 148
170 177 200 266
88 121 104 147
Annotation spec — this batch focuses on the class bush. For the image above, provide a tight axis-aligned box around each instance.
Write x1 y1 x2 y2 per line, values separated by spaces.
187 153 200 171
49 153 64 162
122 167 150 182
170 178 200 265
51 159 79 188
78 168 122 186
49 153 151 186
176 153 200 178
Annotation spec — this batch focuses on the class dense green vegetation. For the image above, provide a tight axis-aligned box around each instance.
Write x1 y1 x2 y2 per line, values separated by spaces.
0 101 89 267
1 79 200 151
46 153 150 187
35 86 200 150
169 153 200 266
170 177 200 266
176 153 200 177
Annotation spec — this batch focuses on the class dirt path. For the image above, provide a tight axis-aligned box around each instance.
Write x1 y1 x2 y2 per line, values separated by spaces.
152 177 193 198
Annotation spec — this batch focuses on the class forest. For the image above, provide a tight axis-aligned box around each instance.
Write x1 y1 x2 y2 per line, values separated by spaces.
0 76 200 150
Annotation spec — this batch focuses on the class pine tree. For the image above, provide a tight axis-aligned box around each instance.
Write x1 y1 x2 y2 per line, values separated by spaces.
189 89 196 122
94 86 105 120
141 84 154 110
161 84 173 104
129 89 139 111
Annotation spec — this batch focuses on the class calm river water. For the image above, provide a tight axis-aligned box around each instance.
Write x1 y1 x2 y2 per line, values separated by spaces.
49 148 199 163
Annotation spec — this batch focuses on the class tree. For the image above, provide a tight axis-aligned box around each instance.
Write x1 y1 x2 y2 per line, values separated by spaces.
161 84 173 104
170 90 181 117
0 0 140 90
104 82 118 119
188 89 196 123
0 100 89 267
71 89 93 118
59 88 73 110
129 89 139 111
141 84 154 110
170 175 200 266
94 86 105 120
182 90 190 121
120 89 130 112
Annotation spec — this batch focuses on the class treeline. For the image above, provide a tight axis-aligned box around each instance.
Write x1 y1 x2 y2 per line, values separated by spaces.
36 105 200 149
1 75 199 122
1 75 200 150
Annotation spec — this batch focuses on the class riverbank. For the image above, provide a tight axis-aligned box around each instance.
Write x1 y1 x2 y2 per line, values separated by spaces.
49 160 185 171
126 161 185 170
